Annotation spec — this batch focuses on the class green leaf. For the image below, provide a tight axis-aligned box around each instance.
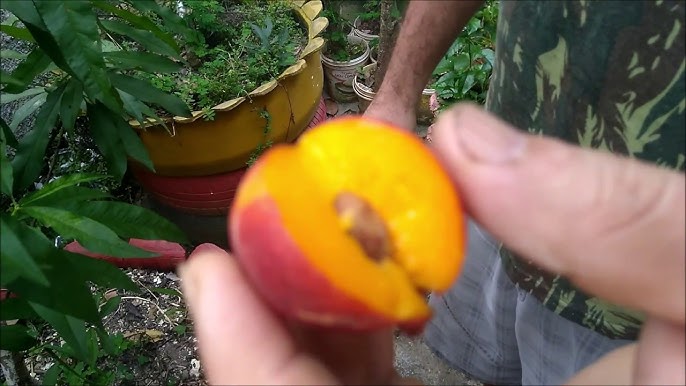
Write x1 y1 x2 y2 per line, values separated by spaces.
0 49 27 60
2 0 47 30
66 201 188 243
87 102 156 174
59 78 84 133
62 250 138 291
1 150 12 197
0 25 35 42
461 73 476 94
128 0 200 43
21 186 110 209
95 326 116 356
42 364 62 386
0 324 39 351
86 328 99 367
174 324 187 336
433 56 454 76
2 48 52 94
99 20 179 59
4 227 101 323
92 0 180 52
86 103 129 181
453 53 470 71
104 51 181 73
0 118 18 148
11 84 64 192
118 117 155 171
1 120 14 196
19 206 157 258
9 92 47 131
0 214 50 286
3 1 72 71
29 302 90 363
110 74 191 118
18 173 107 207
119 90 164 128
481 48 495 67
35 1 122 113
0 86 46 105
99 296 121 318
0 70 24 89
0 298 39 321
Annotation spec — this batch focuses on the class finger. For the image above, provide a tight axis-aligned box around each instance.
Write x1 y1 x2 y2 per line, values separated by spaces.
178 243 336 385
634 318 686 385
432 103 685 324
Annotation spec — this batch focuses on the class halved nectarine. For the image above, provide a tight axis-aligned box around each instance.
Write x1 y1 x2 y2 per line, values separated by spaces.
229 116 465 332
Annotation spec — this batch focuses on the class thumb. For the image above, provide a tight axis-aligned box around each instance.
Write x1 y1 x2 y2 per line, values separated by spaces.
432 103 685 325
178 243 337 384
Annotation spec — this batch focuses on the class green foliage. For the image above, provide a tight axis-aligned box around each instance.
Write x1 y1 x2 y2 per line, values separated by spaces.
247 108 273 167
431 0 499 106
28 307 140 385
321 2 365 61
139 0 306 113
1 0 194 185
0 1 192 382
357 0 400 27
357 0 381 27
0 172 189 357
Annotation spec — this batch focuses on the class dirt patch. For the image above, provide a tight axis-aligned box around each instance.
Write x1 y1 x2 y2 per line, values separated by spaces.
358 18 380 36
23 269 206 386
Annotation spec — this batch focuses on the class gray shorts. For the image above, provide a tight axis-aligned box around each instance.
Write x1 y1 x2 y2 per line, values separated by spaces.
424 222 632 385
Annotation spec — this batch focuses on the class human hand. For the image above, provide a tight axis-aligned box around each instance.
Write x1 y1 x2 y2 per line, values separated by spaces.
430 103 685 385
179 103 683 385
364 94 417 131
178 243 415 385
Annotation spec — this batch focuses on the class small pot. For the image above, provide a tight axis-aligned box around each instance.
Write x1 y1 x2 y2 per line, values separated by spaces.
417 88 436 126
352 15 380 43
353 73 375 113
322 35 370 103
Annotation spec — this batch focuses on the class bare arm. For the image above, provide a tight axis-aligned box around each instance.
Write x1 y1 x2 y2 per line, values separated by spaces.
366 0 484 129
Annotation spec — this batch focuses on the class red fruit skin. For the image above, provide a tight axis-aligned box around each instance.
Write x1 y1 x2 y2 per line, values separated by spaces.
230 195 429 332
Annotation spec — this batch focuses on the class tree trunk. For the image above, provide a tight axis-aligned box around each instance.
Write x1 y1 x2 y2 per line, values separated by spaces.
373 0 401 92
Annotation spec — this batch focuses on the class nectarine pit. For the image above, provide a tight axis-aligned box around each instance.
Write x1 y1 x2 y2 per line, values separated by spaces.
334 192 393 262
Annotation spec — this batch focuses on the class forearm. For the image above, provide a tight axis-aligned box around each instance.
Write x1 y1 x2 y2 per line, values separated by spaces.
375 0 484 109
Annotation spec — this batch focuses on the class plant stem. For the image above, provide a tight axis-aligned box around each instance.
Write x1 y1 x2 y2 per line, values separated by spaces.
374 0 401 92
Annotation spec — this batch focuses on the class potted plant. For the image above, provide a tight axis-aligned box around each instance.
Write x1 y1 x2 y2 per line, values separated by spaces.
320 1 369 103
352 0 381 42
116 0 330 233
127 0 328 180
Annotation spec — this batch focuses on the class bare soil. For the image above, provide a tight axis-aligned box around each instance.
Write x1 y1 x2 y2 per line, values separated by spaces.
24 268 206 386
358 18 380 35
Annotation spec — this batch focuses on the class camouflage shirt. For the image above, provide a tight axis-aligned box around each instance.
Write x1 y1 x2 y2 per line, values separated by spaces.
484 0 685 340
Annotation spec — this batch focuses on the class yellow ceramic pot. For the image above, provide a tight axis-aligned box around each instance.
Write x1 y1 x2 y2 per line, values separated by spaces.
133 0 328 177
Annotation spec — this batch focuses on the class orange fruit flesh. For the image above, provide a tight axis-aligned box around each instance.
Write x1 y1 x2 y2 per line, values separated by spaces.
237 117 465 322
